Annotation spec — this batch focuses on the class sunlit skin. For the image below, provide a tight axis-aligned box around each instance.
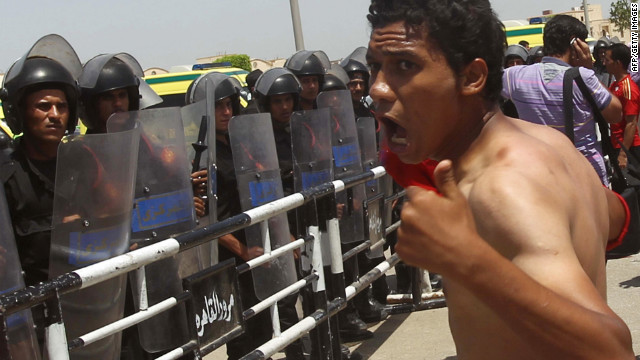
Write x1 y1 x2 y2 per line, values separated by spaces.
367 20 634 360
22 88 69 160
603 49 620 75
96 88 129 132
348 72 367 102
366 22 482 164
268 93 294 124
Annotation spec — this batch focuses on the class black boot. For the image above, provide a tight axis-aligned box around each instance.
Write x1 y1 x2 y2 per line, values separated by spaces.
394 262 411 294
356 288 389 323
338 306 373 342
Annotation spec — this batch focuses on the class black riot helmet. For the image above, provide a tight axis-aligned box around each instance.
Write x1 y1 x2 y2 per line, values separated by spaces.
340 46 370 94
284 50 330 84
504 44 529 67
1 35 82 135
254 68 302 113
322 64 350 92
527 46 544 64
593 37 611 65
79 55 140 130
185 72 241 115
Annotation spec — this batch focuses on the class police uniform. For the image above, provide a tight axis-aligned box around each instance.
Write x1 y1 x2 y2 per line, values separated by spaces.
216 136 273 360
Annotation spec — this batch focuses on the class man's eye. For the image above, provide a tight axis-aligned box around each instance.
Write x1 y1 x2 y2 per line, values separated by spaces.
36 104 51 112
398 60 415 71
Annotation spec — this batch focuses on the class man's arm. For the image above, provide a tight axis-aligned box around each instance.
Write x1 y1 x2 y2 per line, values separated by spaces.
618 114 638 168
218 233 263 261
396 161 633 360
602 94 624 124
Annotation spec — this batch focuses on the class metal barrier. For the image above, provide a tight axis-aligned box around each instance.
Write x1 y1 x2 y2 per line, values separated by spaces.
0 166 446 360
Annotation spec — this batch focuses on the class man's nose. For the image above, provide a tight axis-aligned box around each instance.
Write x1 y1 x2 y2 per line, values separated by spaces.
369 73 393 104
48 105 62 120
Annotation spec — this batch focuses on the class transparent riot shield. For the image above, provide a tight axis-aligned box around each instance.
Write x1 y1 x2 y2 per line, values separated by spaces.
357 117 384 258
0 187 41 360
228 113 297 300
108 108 196 241
181 92 218 272
48 128 140 360
181 100 209 173
317 90 366 243
107 108 195 354
291 108 333 268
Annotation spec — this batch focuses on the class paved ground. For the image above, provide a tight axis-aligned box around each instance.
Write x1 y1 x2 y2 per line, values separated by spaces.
205 253 640 360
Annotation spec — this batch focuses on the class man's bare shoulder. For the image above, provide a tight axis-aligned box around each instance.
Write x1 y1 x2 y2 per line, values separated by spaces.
460 115 607 256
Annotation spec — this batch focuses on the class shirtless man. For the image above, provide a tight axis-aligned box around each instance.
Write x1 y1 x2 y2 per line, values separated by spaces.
365 0 634 359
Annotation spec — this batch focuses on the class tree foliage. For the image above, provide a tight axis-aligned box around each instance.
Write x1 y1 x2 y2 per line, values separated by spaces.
610 0 638 36
216 54 252 72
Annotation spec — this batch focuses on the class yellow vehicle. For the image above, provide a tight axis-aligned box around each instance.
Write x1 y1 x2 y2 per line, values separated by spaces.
143 63 249 108
505 23 597 53
505 24 545 47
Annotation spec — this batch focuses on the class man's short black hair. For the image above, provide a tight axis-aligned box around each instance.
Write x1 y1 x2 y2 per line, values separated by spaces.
367 0 506 105
519 40 529 47
543 15 588 57
608 43 631 69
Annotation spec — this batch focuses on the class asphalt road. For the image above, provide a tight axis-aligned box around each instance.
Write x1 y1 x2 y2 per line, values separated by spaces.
205 253 640 360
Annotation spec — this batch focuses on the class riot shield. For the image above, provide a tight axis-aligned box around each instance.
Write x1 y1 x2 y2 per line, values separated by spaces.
181 82 218 271
107 108 195 353
48 128 140 360
317 90 366 244
0 187 41 360
228 113 297 300
357 117 384 258
108 107 196 240
291 108 333 267
181 100 209 173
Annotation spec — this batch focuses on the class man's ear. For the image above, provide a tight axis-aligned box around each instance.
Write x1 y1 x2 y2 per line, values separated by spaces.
460 58 488 96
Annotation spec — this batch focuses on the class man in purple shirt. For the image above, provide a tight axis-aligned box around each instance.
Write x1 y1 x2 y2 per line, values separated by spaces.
502 15 622 185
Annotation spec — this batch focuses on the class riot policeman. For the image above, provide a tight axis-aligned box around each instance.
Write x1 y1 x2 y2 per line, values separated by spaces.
284 50 330 110
340 47 372 119
79 52 161 134
527 46 544 64
254 67 307 359
593 37 614 86
186 72 273 360
254 67 301 196
241 69 263 114
504 44 529 68
322 64 351 92
0 34 82 346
